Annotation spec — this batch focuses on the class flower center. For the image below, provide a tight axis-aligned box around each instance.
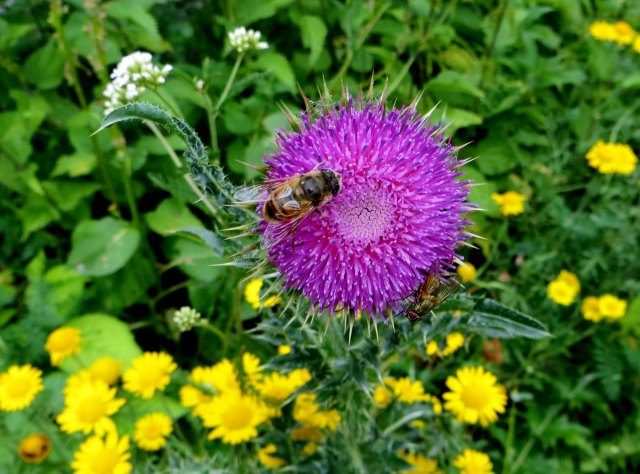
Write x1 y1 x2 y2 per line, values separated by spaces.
7 376 30 398
333 189 394 242
77 395 107 423
460 386 490 411
222 400 253 430
90 448 120 474
138 368 163 388
143 424 162 438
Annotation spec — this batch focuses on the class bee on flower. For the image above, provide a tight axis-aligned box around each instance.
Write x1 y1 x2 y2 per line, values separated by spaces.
252 88 474 321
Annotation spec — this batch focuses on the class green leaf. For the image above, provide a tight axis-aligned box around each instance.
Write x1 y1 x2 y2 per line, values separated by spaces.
462 167 501 218
24 39 65 90
474 133 518 176
145 197 203 235
42 181 102 212
68 217 141 277
44 265 87 319
60 314 142 373
621 295 640 337
229 0 295 25
426 70 484 100
17 194 61 239
299 16 328 67
254 52 296 91
51 152 97 177
166 238 226 282
466 298 550 339
113 395 188 437
175 227 225 257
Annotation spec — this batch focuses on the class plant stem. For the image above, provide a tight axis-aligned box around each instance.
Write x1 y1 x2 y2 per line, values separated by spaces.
145 121 220 217
215 54 244 112
121 154 140 226
502 403 517 474
49 0 120 212
150 87 183 118
209 53 244 156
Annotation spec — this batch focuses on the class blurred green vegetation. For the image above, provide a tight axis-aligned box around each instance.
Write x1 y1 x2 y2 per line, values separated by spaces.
0 0 639 472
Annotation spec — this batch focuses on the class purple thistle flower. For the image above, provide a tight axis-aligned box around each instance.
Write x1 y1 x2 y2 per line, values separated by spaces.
262 95 473 319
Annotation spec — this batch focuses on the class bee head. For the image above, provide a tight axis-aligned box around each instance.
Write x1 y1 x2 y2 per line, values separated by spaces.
321 169 342 196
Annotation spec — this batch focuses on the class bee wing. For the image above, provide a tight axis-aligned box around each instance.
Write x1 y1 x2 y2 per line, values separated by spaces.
433 275 463 303
233 185 268 204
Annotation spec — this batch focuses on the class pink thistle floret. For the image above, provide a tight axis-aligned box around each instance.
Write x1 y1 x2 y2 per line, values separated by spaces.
262 97 473 318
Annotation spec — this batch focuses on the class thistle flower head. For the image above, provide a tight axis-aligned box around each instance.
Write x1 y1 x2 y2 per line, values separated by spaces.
228 26 269 54
259 92 473 319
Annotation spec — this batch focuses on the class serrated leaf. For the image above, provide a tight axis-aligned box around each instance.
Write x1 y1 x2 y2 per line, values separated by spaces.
466 298 550 339
98 103 241 220
68 217 141 276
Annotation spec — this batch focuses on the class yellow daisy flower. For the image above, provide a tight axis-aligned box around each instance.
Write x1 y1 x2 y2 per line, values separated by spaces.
426 341 440 357
242 352 263 385
599 294 627 320
277 344 292 355
244 278 281 309
301 442 317 456
200 391 268 444
547 270 580 306
0 364 44 411
18 433 51 464
457 262 476 283
57 379 125 435
89 357 122 386
586 141 638 175
293 393 341 430
71 431 131 474
179 385 210 407
581 296 602 322
258 443 286 469
589 21 618 42
256 368 312 404
133 412 173 451
45 327 82 366
491 191 526 216
123 352 176 399
190 359 240 394
387 377 431 404
373 385 393 407
443 366 507 427
612 21 637 45
453 449 494 474
397 450 443 474
443 332 465 356
633 36 640 54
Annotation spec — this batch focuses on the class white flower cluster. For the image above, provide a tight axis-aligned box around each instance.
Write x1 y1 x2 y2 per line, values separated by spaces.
103 51 173 114
228 26 269 54
173 306 205 332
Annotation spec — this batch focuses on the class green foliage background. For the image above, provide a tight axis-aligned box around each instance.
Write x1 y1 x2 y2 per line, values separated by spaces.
0 0 639 472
